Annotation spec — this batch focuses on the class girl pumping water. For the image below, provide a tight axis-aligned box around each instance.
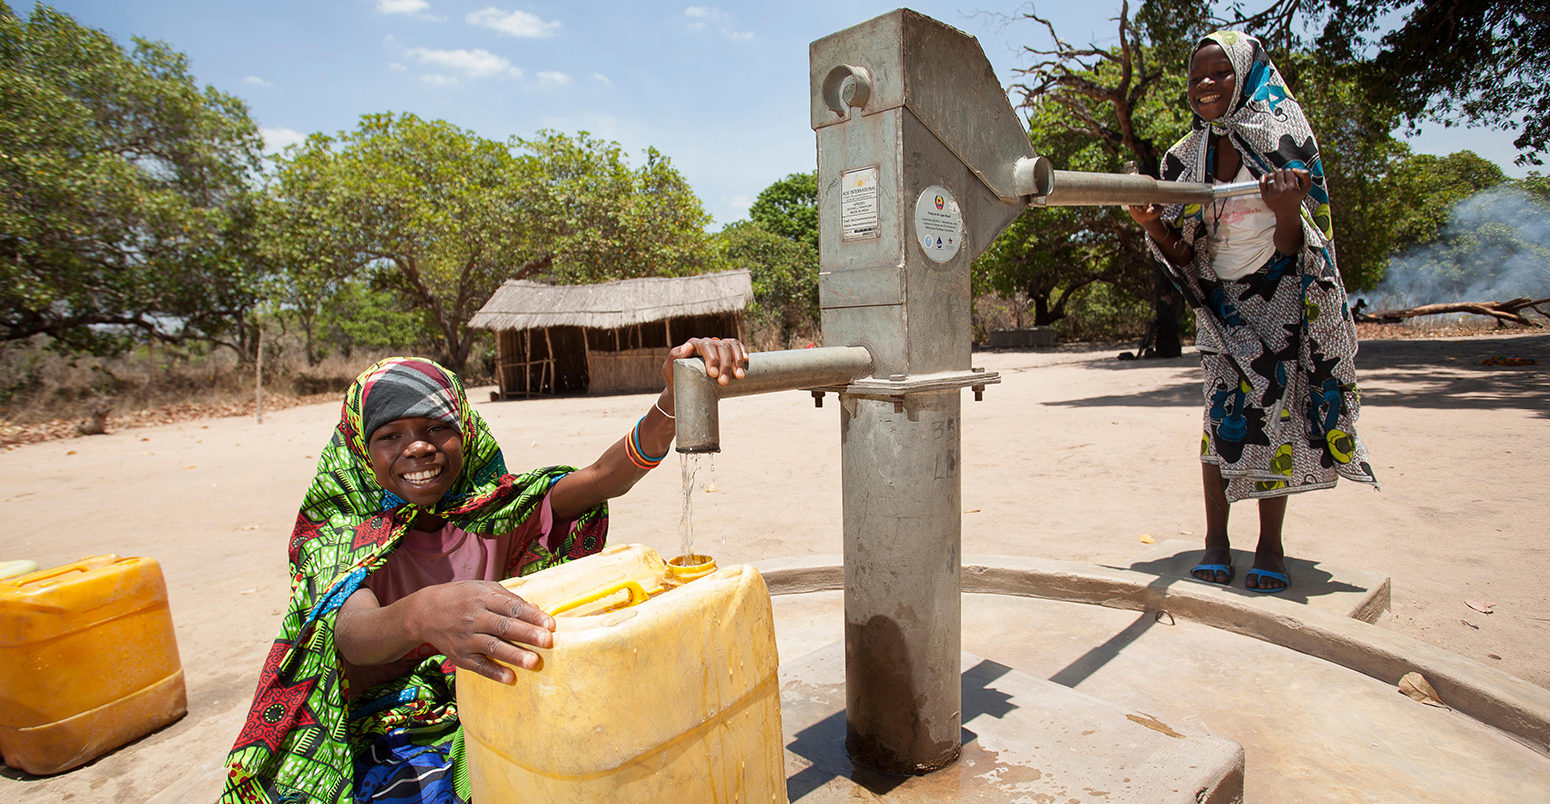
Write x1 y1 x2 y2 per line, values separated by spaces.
1127 32 1378 594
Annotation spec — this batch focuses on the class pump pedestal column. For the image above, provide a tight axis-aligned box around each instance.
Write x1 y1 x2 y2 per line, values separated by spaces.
841 391 962 772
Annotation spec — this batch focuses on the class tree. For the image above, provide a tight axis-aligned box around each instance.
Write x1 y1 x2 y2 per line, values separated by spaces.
1006 0 1204 350
1275 51 1410 291
714 220 818 346
266 119 719 371
0 3 264 354
1515 172 1550 203
732 172 820 345
1311 0 1548 165
1379 151 1508 252
261 135 372 366
317 277 431 360
975 98 1161 331
748 172 818 252
271 113 527 372
512 130 717 284
1365 171 1547 311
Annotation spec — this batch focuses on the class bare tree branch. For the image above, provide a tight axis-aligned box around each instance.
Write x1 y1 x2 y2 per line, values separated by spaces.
1355 297 1550 328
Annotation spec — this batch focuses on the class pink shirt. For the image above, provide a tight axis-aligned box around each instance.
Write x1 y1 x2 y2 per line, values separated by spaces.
344 496 565 694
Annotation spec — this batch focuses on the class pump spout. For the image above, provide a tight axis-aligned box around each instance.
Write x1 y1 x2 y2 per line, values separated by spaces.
673 346 873 453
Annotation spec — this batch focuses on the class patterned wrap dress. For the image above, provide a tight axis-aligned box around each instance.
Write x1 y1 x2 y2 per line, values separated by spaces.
221 357 608 803
1153 31 1379 502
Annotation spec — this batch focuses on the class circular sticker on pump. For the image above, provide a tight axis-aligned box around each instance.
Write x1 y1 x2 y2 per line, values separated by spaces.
914 185 963 264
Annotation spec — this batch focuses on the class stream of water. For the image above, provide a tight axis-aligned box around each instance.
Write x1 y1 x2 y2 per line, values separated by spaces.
678 452 716 561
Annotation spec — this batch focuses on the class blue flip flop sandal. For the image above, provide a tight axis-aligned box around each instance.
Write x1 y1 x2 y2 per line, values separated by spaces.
1245 568 1289 594
1190 563 1234 585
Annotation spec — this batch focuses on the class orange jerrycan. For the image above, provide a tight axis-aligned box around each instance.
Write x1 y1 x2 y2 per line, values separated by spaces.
0 555 187 775
458 544 787 802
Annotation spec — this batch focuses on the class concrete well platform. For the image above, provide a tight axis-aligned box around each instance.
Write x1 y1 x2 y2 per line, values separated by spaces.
781 642 1244 802
763 555 1550 802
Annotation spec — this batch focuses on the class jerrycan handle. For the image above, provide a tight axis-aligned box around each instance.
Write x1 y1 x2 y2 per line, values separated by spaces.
11 561 94 589
545 579 649 616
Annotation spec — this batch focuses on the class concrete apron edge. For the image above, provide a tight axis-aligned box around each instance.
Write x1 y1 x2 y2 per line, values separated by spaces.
753 553 1550 757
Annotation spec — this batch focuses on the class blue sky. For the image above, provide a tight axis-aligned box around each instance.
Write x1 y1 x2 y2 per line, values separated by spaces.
28 0 1533 228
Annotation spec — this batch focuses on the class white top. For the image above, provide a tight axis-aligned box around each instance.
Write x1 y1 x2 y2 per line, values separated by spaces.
1205 164 1278 281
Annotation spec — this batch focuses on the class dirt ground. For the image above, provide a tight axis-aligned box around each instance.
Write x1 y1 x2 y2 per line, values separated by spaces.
2 331 1547 801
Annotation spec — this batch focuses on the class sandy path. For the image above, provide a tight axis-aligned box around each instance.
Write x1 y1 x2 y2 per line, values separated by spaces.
2 332 1546 801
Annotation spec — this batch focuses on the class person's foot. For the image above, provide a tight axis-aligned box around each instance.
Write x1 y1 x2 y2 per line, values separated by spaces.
1191 538 1233 584
1247 548 1288 592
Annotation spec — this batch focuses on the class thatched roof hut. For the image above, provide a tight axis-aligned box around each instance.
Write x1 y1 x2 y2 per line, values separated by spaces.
470 270 753 398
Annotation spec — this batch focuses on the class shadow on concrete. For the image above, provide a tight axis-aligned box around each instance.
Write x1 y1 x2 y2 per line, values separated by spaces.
784 659 1021 799
1042 547 1366 690
1048 611 1159 690
0 763 43 782
1126 548 1364 606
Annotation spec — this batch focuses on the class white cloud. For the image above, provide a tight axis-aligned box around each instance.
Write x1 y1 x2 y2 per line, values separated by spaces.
376 0 429 14
535 71 571 88
421 74 459 86
260 127 306 153
242 76 273 87
467 7 561 38
682 7 753 41
388 62 408 72
406 47 521 79
592 72 612 87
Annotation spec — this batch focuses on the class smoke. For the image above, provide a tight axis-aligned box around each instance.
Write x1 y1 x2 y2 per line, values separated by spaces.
1357 186 1550 314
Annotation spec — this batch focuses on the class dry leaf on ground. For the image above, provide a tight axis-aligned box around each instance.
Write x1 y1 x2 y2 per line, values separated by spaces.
1398 672 1449 708
1465 599 1495 614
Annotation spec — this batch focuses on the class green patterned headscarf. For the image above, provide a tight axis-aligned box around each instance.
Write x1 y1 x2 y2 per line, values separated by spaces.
222 357 608 803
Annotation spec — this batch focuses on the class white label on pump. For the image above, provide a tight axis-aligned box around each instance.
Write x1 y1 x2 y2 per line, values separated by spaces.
840 166 880 241
914 185 962 263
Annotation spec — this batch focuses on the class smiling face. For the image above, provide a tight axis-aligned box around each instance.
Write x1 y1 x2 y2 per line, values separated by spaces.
1188 42 1236 122
367 416 464 508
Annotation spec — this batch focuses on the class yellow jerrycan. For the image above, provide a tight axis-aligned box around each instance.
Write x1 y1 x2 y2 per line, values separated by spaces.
458 544 787 802
0 555 187 775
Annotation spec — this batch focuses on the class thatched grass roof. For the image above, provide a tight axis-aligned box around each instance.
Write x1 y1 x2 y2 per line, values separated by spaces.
469 270 753 331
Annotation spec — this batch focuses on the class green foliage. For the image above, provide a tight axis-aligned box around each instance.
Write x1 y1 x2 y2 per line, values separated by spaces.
1311 0 1548 165
513 130 717 283
714 220 818 345
1379 151 1508 255
723 171 821 345
1277 51 1409 291
299 112 526 371
317 278 433 360
0 3 265 354
1367 176 1550 309
262 120 718 371
1514 172 1550 203
747 172 818 252
998 15 1196 333
1052 281 1156 342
